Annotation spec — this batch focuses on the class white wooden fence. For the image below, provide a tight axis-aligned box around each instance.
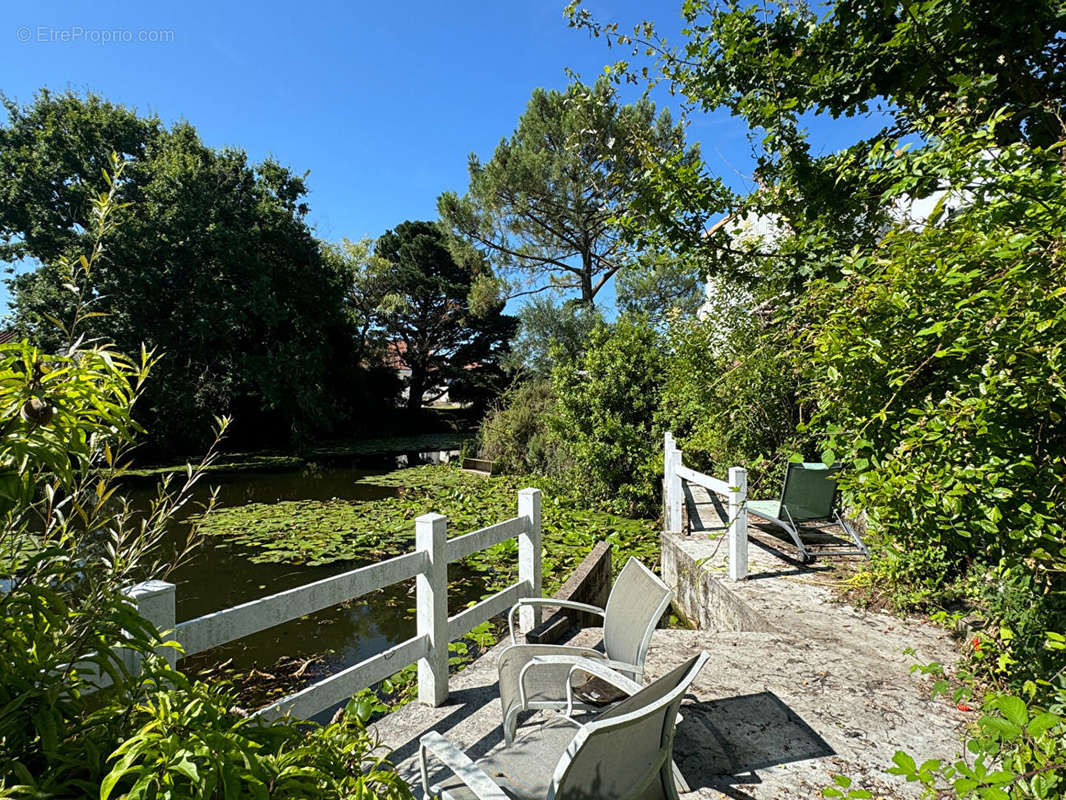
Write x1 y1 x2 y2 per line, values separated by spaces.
663 432 748 580
124 488 542 720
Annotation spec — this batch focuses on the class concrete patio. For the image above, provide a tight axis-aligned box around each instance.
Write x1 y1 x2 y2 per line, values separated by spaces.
371 487 968 799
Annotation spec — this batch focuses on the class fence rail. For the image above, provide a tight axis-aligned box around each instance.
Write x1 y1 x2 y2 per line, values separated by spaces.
663 432 748 580
175 549 427 656
126 488 543 719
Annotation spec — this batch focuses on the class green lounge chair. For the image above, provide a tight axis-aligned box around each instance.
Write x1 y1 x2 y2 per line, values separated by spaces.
746 462 869 562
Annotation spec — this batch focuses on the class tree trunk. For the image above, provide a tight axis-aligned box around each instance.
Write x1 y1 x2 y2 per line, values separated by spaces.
579 253 595 304
406 368 425 412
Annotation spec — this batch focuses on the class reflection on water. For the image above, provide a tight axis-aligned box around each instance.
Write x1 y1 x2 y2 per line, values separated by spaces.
128 452 486 687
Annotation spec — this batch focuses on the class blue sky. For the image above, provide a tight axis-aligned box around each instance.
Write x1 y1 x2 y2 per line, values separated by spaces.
1 0 885 315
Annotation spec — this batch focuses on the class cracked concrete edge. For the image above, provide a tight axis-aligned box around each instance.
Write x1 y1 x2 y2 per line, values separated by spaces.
662 531 781 633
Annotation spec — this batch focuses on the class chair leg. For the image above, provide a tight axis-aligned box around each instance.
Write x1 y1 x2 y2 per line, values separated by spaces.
835 511 869 558
661 760 683 800
671 760 690 794
778 510 811 563
503 706 518 745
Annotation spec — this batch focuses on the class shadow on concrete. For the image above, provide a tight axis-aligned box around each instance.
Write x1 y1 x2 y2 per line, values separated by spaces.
684 483 729 534
384 684 506 769
745 527 810 569
673 690 834 795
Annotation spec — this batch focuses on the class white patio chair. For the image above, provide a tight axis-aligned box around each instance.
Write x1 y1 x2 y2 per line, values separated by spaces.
420 651 708 800
497 557 673 743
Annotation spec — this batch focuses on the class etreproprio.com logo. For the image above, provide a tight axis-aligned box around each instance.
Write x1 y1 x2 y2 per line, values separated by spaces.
16 25 175 44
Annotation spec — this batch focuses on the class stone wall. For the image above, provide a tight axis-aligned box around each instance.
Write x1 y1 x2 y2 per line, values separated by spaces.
661 532 777 633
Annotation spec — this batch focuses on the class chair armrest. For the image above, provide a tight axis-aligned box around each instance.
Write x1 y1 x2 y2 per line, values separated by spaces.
515 654 642 715
529 653 642 680
552 657 643 717
507 597 605 644
419 731 509 800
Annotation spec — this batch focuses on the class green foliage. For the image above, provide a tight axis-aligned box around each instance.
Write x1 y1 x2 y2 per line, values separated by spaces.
0 158 150 504
505 296 603 378
371 220 516 411
966 564 1066 684
567 0 1066 291
615 252 706 319
101 682 411 800
439 78 694 305
570 0 1066 674
196 464 661 595
552 316 665 516
794 125 1066 680
567 2 1066 797
478 379 567 476
2 91 367 455
660 313 805 494
0 167 412 799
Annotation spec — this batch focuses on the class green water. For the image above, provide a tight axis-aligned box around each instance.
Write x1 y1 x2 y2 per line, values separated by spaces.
133 452 486 682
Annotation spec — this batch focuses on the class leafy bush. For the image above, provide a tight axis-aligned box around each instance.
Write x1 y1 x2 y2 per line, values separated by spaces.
477 378 567 475
661 313 806 495
967 563 1066 686
504 296 603 377
552 315 665 515
794 121 1066 686
102 682 410 800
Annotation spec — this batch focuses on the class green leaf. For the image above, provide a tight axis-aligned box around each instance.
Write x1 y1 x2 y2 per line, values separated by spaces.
979 716 1022 740
1026 712 1061 736
995 696 1028 727
171 757 200 783
891 751 916 775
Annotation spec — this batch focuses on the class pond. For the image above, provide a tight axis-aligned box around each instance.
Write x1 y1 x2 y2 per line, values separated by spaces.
129 450 489 707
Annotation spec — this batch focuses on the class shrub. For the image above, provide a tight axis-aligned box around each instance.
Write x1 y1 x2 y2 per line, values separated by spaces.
660 313 807 495
552 315 665 516
102 681 410 800
477 378 567 475
794 124 1066 679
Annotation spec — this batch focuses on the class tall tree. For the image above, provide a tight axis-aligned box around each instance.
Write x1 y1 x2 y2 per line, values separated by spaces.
1 91 364 453
566 0 1066 292
505 296 602 377
438 78 695 306
372 221 516 411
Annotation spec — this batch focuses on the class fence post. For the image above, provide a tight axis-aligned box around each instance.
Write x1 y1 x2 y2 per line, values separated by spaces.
663 433 674 532
728 467 748 580
125 580 177 674
518 488 542 633
663 434 684 534
416 513 449 706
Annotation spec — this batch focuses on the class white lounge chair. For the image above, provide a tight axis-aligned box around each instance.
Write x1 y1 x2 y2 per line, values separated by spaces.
420 651 709 800
497 557 673 743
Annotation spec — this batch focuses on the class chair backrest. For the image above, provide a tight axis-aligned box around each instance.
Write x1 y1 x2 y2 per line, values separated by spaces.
602 558 673 677
548 652 709 800
779 462 842 522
